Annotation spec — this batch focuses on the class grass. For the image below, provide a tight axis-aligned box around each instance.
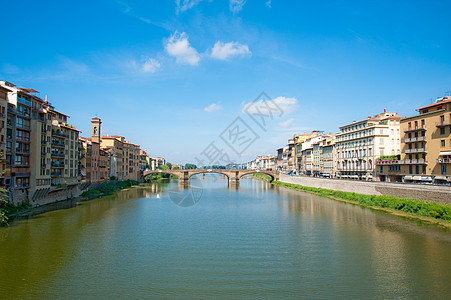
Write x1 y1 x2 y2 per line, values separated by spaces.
1 200 32 226
273 181 451 224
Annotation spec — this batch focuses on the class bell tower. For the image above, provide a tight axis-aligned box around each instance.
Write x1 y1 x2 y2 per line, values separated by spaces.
91 117 101 143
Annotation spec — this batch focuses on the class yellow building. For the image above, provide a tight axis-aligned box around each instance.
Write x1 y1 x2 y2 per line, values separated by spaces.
101 135 140 180
377 96 451 183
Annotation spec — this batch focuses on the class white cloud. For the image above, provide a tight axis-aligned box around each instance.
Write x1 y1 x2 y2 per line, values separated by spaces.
278 118 294 128
165 31 200 66
176 0 204 13
266 0 271 8
142 58 161 73
204 103 222 112
210 41 251 60
242 96 298 115
230 0 246 13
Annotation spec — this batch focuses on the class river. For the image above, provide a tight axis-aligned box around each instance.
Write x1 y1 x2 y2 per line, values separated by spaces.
1 175 450 299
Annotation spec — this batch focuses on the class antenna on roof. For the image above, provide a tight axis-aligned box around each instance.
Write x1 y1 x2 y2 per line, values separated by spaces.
445 90 451 97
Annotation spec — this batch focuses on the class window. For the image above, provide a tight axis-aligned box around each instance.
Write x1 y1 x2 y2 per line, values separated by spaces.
380 138 384 145
380 149 384 155
441 128 446 135
391 129 394 135
442 164 447 175
441 140 446 147
380 166 383 174
380 129 384 135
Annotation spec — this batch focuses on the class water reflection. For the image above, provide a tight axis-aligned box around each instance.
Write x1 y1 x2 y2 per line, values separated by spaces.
0 178 450 299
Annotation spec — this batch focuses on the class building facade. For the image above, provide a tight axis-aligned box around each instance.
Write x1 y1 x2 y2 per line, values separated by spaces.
336 110 402 180
377 97 451 183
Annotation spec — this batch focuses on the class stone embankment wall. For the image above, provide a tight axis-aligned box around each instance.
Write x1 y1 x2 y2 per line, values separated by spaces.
279 174 451 205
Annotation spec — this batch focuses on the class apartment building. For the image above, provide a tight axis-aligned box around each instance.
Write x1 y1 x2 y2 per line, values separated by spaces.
377 96 451 183
320 137 336 178
276 148 283 172
49 110 81 187
0 81 81 203
101 135 140 180
294 131 319 174
287 138 296 172
150 157 166 170
0 86 8 186
298 134 325 176
246 155 277 171
139 150 149 171
336 109 402 180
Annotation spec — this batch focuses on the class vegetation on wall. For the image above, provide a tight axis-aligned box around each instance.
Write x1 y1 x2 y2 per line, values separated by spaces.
274 181 451 223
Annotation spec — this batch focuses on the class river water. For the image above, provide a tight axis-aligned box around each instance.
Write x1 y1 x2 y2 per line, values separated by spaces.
1 176 450 299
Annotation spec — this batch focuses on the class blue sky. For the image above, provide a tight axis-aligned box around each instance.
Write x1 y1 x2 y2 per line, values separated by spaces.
1 0 451 165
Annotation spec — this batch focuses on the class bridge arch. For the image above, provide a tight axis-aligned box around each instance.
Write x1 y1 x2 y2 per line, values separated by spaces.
188 170 230 180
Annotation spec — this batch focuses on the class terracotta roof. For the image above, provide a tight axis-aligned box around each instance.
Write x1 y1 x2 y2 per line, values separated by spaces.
417 97 451 110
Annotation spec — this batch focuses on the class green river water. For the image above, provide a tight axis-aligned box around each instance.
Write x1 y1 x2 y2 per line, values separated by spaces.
1 175 450 299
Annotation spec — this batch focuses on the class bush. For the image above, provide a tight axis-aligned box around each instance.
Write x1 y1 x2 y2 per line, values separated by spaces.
82 180 140 198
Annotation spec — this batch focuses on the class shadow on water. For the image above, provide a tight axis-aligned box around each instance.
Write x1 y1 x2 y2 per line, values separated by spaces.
6 181 172 226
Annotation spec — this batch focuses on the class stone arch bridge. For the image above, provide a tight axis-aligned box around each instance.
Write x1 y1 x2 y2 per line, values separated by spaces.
143 169 279 185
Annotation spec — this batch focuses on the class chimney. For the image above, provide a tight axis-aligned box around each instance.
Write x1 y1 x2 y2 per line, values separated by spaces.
384 108 386 113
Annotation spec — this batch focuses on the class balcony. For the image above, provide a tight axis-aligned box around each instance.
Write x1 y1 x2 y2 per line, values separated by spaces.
400 159 426 165
15 149 30 155
51 162 65 168
404 136 427 143
437 158 451 164
51 152 65 158
52 131 68 139
376 160 401 165
404 148 427 154
404 125 426 133
51 140 65 148
16 136 30 142
51 171 62 177
18 97 32 107
435 121 451 128
11 172 30 177
7 107 16 115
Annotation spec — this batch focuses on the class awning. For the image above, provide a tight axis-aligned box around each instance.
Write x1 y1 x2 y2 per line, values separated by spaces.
412 176 422 181
434 176 447 180
80 170 86 176
447 177 451 182
404 176 413 180
439 151 451 156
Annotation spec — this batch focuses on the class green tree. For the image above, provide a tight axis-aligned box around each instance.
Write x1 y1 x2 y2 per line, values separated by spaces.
166 162 172 170
184 163 197 169
0 162 8 225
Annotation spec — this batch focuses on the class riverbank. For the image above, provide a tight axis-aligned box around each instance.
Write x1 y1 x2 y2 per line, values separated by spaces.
0 180 140 226
80 180 140 199
252 173 273 182
274 180 451 228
